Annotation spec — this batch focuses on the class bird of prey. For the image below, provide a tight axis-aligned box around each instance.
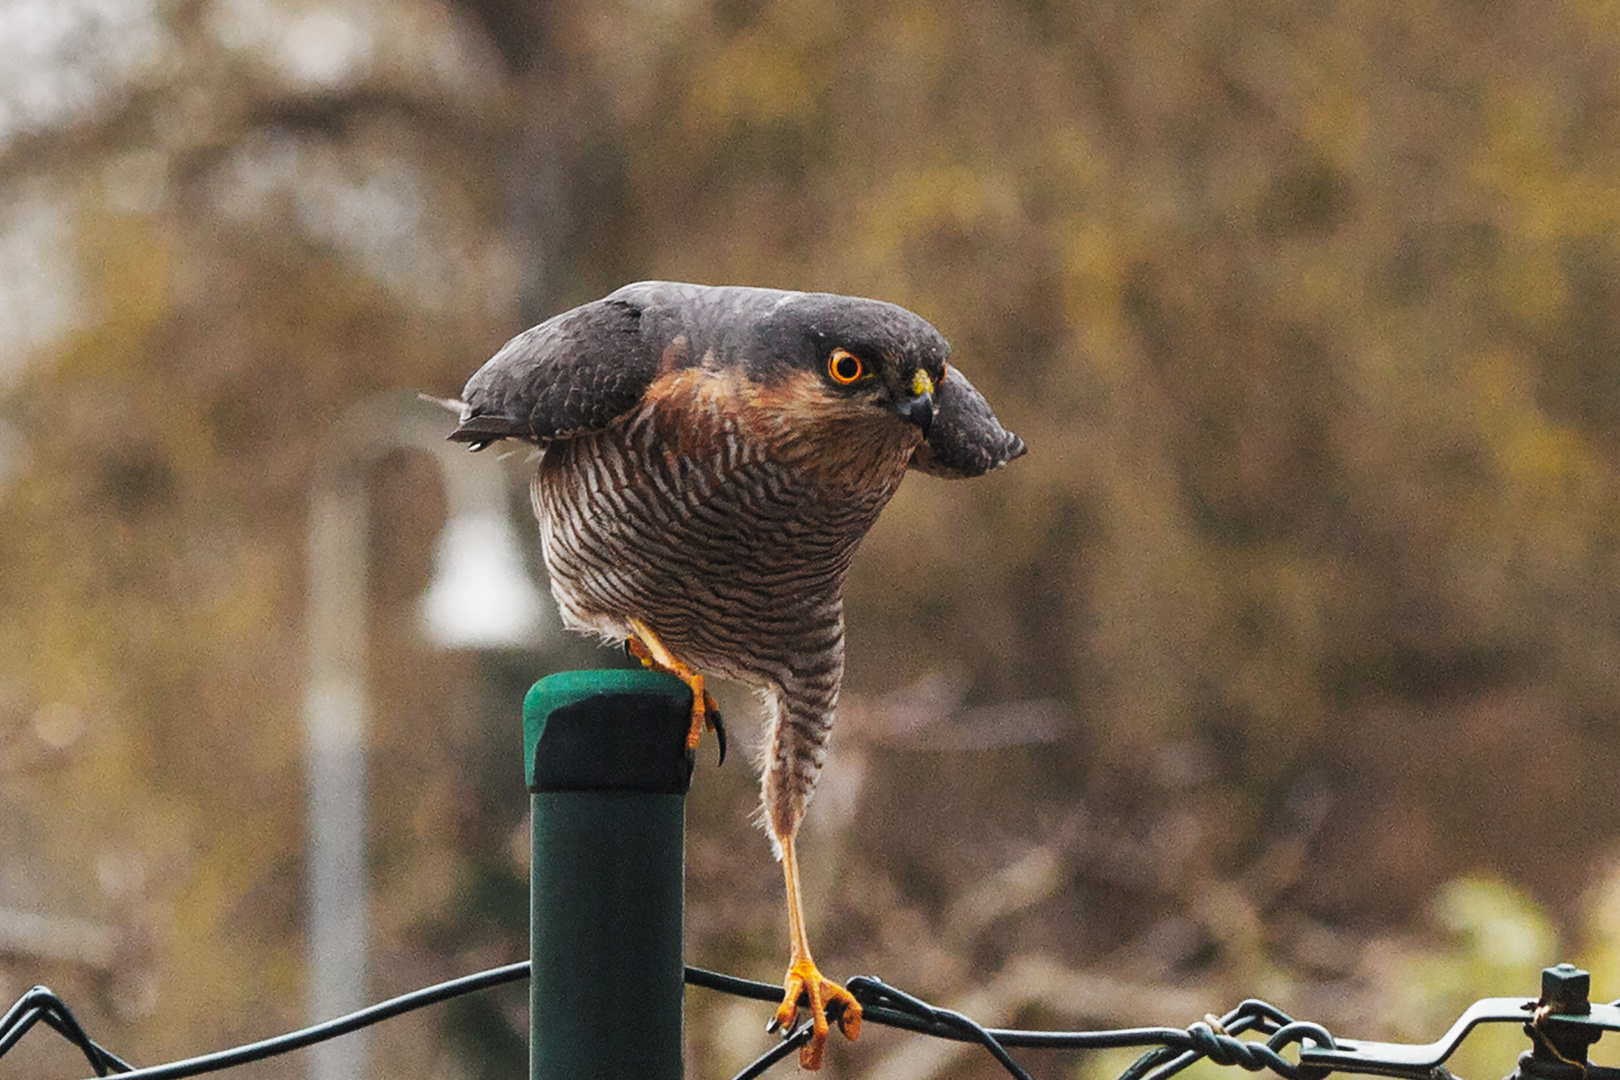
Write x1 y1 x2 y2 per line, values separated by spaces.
448 281 1025 1069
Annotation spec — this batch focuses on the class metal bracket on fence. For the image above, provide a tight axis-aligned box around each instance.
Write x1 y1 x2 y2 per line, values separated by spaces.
1299 966 1620 1080
526 669 694 1080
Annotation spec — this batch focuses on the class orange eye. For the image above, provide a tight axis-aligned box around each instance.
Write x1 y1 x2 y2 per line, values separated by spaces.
828 349 865 384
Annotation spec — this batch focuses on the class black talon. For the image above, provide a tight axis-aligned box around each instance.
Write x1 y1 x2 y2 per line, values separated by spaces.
708 696 727 766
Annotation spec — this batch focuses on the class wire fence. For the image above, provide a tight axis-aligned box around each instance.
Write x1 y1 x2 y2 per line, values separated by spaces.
10 683 1615 1080
5 959 1616 1080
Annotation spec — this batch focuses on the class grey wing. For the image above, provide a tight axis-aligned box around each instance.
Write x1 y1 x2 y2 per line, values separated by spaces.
448 296 660 450
909 363 1027 478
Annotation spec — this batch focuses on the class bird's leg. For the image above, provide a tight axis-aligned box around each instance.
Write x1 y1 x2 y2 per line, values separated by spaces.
625 618 725 762
768 829 861 1070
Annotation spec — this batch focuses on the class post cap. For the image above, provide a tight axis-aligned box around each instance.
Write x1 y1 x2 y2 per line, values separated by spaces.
1541 964 1592 1015
524 670 695 794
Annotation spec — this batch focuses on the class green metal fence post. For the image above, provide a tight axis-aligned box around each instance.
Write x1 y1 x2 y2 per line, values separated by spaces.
525 669 694 1080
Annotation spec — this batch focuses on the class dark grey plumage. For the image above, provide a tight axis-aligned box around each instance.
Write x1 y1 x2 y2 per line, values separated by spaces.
450 280 1024 1068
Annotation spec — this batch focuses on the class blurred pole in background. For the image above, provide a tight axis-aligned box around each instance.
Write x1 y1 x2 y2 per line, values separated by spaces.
303 392 548 1080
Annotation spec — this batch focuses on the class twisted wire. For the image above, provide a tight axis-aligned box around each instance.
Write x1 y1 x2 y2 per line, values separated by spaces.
0 959 1357 1080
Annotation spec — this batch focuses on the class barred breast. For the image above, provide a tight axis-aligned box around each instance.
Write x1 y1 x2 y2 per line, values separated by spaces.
537 396 908 677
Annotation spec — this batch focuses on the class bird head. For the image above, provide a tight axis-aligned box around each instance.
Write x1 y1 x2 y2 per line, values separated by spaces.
744 290 950 442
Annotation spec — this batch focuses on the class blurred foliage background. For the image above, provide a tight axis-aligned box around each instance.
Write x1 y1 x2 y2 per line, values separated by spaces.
4 1 1620 1078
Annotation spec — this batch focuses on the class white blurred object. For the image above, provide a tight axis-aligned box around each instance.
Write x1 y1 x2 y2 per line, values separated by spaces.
419 508 546 649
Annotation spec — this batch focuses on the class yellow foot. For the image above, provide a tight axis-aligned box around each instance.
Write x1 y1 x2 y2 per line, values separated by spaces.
625 619 726 764
769 956 862 1071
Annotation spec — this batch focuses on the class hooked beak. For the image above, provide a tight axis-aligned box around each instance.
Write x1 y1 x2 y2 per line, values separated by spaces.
896 369 936 439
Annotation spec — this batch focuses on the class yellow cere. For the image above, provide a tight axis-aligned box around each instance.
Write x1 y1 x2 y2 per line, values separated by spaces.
911 369 935 398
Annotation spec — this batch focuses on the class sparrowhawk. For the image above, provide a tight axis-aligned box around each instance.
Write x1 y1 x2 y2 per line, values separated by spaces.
448 280 1025 1069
